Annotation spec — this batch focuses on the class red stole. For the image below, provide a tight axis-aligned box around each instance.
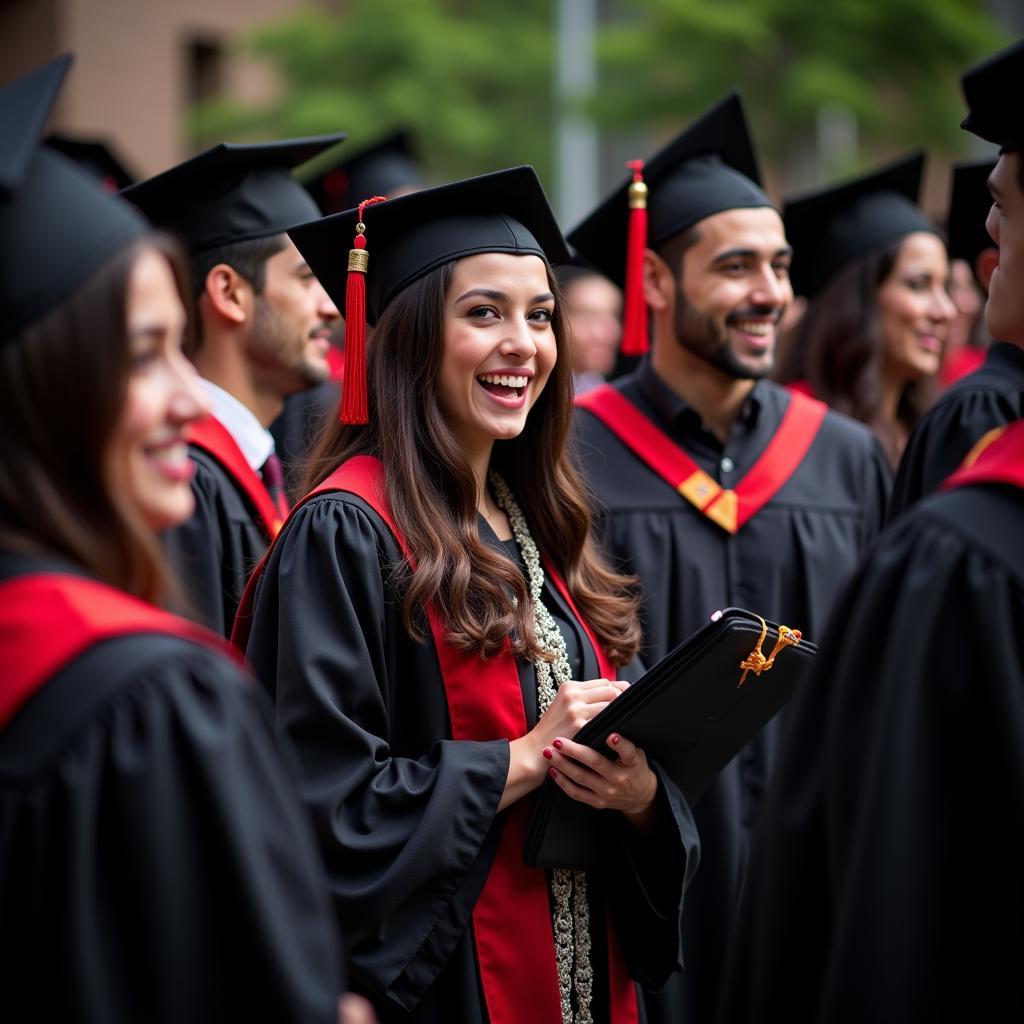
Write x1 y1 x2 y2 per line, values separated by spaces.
577 384 828 534
0 573 234 731
233 455 638 1024
942 421 1024 493
186 414 285 538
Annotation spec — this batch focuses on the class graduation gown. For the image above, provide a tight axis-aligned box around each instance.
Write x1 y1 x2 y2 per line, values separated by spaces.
717 473 1024 1022
572 362 891 1023
241 460 700 1023
163 418 280 637
890 341 1024 518
0 553 342 1023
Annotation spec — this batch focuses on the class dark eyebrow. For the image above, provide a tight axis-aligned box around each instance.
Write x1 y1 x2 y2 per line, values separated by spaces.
711 246 793 264
456 288 508 303
455 288 555 304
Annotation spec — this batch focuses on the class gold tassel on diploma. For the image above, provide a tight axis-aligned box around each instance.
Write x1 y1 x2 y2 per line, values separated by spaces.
738 615 802 688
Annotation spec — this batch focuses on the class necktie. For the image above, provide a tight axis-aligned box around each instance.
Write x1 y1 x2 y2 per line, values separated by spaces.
260 452 290 522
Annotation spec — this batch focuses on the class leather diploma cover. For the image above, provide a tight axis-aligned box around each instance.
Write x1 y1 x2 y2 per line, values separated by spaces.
524 607 817 868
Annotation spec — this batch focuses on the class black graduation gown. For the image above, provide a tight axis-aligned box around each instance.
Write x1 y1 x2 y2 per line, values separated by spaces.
243 488 700 1023
717 481 1024 1022
271 379 340 502
890 341 1024 518
163 445 271 637
572 361 891 1023
0 553 343 1023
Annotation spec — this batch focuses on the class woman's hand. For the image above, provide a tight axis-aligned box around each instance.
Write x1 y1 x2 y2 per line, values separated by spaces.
499 678 628 811
544 732 658 827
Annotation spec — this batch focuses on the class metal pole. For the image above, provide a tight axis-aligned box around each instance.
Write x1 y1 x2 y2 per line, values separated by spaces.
555 0 599 231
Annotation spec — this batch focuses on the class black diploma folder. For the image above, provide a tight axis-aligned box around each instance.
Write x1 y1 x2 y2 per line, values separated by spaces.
524 607 817 868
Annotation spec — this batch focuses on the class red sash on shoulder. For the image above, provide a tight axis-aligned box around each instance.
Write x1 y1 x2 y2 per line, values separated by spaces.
0 573 235 731
186 414 285 538
941 421 1024 493
233 455 638 1024
577 384 828 534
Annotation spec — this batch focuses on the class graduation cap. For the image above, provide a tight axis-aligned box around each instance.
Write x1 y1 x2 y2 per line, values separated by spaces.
568 92 772 355
288 165 570 424
960 38 1024 150
1 56 146 343
782 153 937 299
44 132 137 192
120 133 346 255
297 130 422 216
948 159 997 279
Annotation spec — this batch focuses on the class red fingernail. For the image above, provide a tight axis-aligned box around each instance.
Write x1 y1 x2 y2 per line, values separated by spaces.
542 747 553 760
549 767 558 779
553 738 564 750
609 734 620 746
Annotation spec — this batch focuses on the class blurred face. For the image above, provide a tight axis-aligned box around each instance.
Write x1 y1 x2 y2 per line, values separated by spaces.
985 151 1024 343
106 247 209 530
946 257 983 351
877 232 955 382
438 252 557 456
674 207 792 379
563 274 622 377
248 237 340 394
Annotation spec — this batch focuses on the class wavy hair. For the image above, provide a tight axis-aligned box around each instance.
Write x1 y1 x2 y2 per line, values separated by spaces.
304 260 641 666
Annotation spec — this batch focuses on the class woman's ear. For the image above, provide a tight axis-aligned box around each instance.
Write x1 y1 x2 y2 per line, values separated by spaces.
642 248 675 312
202 264 250 326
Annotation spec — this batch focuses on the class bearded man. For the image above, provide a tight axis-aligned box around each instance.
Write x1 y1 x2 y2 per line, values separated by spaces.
568 93 890 1024
123 138 342 635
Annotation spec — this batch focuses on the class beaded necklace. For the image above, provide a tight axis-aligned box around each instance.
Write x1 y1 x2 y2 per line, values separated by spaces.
491 471 594 1024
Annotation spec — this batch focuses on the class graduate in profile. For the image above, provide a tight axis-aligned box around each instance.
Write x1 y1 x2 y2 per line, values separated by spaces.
719 37 1024 1024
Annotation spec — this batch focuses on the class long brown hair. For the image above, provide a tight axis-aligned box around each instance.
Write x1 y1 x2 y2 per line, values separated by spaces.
0 234 189 604
776 241 939 466
305 260 641 666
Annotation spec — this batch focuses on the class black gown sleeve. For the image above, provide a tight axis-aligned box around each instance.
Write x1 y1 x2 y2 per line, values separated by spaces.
0 633 343 1024
718 486 1024 1023
244 495 511 1011
162 452 268 636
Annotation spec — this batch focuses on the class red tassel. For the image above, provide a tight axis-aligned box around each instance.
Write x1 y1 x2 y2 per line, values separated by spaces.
621 159 649 357
339 196 389 424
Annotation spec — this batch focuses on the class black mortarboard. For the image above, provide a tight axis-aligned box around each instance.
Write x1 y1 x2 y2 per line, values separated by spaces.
783 153 937 299
290 165 569 323
1 56 146 343
960 39 1024 150
567 92 772 289
948 159 997 274
298 130 421 216
121 134 346 254
288 165 569 423
44 132 137 192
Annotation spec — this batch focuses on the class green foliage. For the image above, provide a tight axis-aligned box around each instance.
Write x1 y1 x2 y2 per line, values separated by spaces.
189 0 555 185
190 0 1009 192
594 0 1009 175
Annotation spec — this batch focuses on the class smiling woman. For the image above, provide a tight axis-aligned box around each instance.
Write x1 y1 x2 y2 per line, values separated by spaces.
237 167 700 1024
778 153 956 467
0 58 346 1022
